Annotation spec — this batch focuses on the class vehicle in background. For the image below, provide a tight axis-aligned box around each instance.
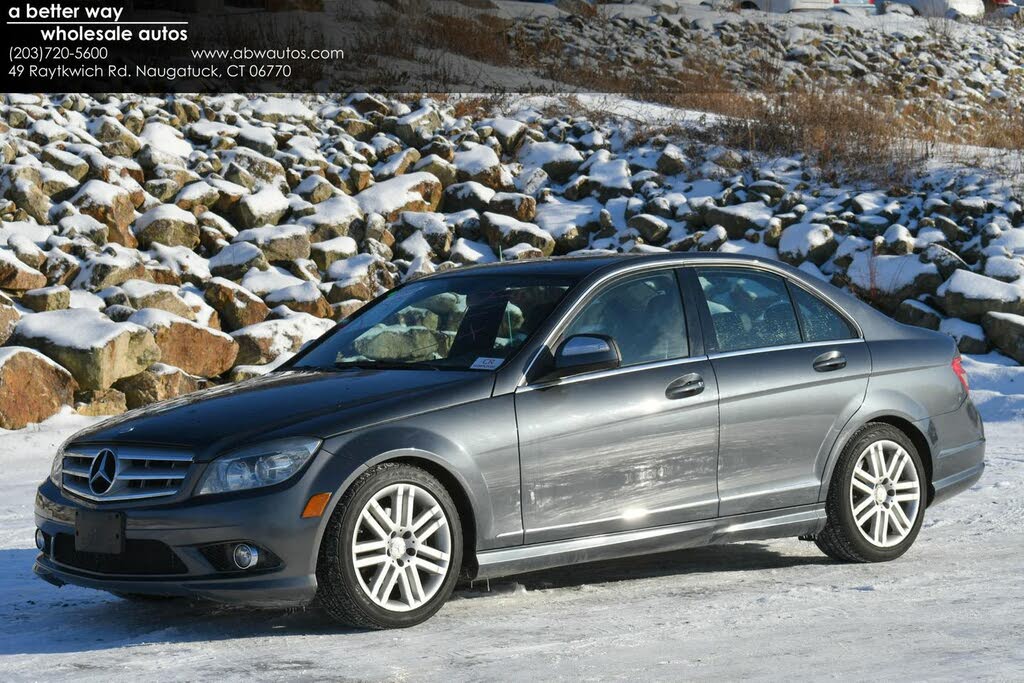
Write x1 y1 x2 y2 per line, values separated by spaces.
879 0 984 17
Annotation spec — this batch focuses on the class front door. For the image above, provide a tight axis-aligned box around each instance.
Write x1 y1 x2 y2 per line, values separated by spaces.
515 269 720 544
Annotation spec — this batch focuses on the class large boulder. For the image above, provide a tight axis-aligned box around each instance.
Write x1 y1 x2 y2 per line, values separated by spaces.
70 180 137 247
0 347 77 429
845 252 943 313
704 202 774 239
778 223 837 266
203 277 271 331
480 212 556 257
264 281 333 318
234 224 311 262
209 242 269 280
939 270 1024 323
517 140 583 182
128 308 238 378
11 309 161 390
453 143 509 190
231 313 333 365
134 204 199 249
113 364 202 409
354 172 442 222
236 186 289 229
982 312 1024 364
0 294 21 344
119 279 195 319
326 253 396 302
298 194 365 242
0 249 47 292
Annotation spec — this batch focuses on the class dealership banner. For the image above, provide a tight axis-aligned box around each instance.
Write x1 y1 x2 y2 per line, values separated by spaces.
0 0 625 93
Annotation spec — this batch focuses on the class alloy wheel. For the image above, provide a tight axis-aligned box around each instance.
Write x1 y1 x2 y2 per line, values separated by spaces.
848 439 922 548
350 482 452 612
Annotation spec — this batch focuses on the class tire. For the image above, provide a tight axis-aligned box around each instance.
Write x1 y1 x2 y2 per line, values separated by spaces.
815 423 926 563
316 462 463 629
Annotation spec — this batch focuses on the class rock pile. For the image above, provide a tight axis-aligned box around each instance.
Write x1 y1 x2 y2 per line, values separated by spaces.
0 92 1021 427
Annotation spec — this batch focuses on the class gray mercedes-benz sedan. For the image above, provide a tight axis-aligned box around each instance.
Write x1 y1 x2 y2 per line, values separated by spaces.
34 253 985 629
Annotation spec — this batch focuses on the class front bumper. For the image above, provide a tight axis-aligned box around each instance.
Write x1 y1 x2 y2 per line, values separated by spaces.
33 477 327 607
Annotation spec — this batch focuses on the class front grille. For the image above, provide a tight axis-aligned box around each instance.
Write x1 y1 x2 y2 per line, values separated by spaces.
62 445 193 503
52 533 188 575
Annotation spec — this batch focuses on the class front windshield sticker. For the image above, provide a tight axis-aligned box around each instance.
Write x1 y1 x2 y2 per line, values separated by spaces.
470 357 503 371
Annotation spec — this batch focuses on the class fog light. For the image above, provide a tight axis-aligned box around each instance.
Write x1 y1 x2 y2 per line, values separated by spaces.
232 543 259 570
35 529 46 552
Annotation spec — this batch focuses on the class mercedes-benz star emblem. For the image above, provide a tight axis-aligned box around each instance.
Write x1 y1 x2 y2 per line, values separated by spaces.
88 449 118 496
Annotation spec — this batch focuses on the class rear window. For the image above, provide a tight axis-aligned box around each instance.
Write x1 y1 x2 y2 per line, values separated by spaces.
791 286 856 343
697 269 801 353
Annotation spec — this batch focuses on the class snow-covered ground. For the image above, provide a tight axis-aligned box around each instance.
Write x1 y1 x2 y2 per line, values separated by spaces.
0 354 1021 681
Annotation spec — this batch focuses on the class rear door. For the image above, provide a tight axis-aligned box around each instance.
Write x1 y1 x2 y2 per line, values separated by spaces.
688 266 870 516
515 268 720 544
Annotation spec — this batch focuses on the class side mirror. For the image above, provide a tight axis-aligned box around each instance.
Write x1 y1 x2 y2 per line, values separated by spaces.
550 334 621 379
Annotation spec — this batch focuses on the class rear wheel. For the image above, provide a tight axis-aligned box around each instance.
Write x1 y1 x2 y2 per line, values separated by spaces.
316 463 462 629
815 423 925 563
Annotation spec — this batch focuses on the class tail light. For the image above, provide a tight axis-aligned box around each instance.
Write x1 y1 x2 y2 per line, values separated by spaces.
952 356 969 393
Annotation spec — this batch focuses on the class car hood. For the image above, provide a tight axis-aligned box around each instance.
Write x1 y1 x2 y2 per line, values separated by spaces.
70 368 494 461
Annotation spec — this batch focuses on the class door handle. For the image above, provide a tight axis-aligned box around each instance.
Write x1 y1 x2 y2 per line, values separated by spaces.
813 351 847 372
665 373 705 400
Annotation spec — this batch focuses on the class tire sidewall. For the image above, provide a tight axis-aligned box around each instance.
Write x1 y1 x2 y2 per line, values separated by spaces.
834 425 926 562
329 465 463 628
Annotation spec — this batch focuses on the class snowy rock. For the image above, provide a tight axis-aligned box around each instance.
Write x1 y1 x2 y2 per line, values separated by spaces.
0 250 47 292
326 253 395 302
236 186 290 229
627 214 670 244
391 212 453 261
444 181 495 213
481 212 555 257
203 277 271 332
21 285 70 312
264 281 332 319
118 279 195 320
113 364 201 410
982 312 1024 364
0 347 76 429
310 235 358 271
778 223 836 266
297 194 364 242
454 143 509 190
128 308 238 378
11 308 161 389
354 172 442 221
518 141 583 182
0 294 21 344
234 224 311 263
231 314 333 365
74 387 128 417
939 318 988 355
895 299 943 330
134 204 200 249
845 252 942 312
938 270 1024 322
71 248 146 291
209 242 269 280
704 202 774 239
70 180 137 247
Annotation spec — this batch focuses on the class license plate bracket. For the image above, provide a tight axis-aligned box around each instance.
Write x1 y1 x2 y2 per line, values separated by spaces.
75 510 125 554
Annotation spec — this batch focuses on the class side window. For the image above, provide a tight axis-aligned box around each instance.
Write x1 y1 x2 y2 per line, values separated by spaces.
563 271 688 367
697 268 801 353
791 286 856 342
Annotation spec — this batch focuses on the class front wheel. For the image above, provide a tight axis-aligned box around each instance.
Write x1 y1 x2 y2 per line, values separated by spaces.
316 463 463 629
815 423 926 563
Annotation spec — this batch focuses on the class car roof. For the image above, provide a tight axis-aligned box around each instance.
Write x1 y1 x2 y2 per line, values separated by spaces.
433 252 773 280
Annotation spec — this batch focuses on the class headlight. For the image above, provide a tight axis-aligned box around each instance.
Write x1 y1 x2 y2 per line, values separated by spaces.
196 437 321 496
49 446 64 485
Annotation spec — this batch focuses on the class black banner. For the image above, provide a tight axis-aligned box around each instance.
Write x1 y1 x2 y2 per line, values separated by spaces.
0 0 639 93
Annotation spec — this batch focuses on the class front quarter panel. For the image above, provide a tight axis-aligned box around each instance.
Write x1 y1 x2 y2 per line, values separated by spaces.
310 394 521 573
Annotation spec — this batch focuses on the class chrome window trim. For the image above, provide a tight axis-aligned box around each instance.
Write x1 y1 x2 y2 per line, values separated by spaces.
520 355 710 393
706 337 866 361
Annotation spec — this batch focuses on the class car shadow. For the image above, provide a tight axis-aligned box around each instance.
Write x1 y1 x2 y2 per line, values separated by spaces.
0 542 830 656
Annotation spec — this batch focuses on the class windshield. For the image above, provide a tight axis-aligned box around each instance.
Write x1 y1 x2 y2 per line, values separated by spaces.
293 274 576 371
